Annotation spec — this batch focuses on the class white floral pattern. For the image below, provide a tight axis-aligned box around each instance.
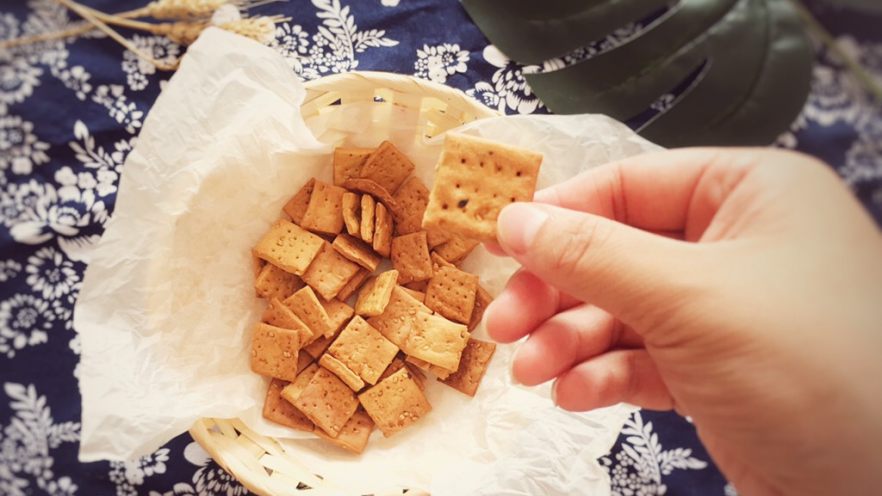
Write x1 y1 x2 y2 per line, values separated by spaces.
414 43 469 83
122 36 181 91
0 115 49 174
25 247 79 300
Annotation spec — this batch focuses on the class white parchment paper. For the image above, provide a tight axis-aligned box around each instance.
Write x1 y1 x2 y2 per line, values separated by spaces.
75 28 661 495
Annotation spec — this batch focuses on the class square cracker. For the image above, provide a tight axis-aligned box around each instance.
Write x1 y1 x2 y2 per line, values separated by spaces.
315 409 374 454
281 363 319 404
300 181 347 235
359 141 415 193
282 178 315 224
334 147 373 186
332 234 381 271
327 316 399 385
426 227 452 249
392 176 429 235
336 267 370 302
292 367 359 437
422 133 543 241
255 263 304 300
283 286 332 342
359 367 431 437
469 285 493 331
253 220 324 276
263 378 313 432
372 203 393 258
250 323 301 381
378 356 426 389
403 312 470 372
391 231 433 284
424 265 478 324
440 338 497 396
355 270 399 317
262 298 313 346
320 354 365 391
319 298 354 337
434 235 480 264
342 192 361 237
302 243 362 301
360 194 375 243
401 286 426 303
405 355 452 380
367 286 429 348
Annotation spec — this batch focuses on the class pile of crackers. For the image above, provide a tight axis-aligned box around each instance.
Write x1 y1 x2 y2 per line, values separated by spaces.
250 135 542 454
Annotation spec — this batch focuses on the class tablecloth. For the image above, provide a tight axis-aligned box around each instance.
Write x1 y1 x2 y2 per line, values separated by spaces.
0 1 879 495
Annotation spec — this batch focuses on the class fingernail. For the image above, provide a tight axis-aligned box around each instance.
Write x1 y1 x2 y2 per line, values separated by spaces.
497 203 548 256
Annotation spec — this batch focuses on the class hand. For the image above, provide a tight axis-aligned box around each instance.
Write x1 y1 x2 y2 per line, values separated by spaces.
484 148 882 496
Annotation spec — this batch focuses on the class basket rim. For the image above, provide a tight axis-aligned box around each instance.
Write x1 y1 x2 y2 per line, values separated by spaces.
189 70 498 496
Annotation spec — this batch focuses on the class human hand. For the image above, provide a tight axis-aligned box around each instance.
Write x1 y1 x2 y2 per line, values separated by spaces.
484 148 882 496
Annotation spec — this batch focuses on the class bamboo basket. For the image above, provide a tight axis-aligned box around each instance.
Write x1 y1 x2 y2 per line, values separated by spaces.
188 71 498 496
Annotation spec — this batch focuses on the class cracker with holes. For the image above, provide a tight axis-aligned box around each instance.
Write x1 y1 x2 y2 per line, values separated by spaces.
401 286 426 303
434 235 480 265
283 286 332 342
281 363 319 405
469 285 493 332
440 338 497 396
392 176 429 235
391 231 433 284
327 316 399 386
320 354 365 391
342 192 361 236
406 355 453 380
403 312 470 372
292 367 359 437
355 270 399 317
262 298 313 346
423 133 543 241
360 194 375 243
367 286 429 348
302 243 362 301
263 378 314 432
332 234 381 271
253 220 324 276
315 409 375 454
372 203 393 257
254 263 304 300
359 141 415 193
319 298 354 336
425 265 478 324
300 181 347 235
250 323 302 381
336 267 370 302
344 179 397 212
334 147 373 186
359 367 431 437
283 178 315 224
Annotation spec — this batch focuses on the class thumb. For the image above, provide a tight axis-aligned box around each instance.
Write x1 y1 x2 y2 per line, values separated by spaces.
497 202 706 325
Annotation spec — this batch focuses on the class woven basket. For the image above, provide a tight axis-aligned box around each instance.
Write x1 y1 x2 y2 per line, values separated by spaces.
189 71 498 496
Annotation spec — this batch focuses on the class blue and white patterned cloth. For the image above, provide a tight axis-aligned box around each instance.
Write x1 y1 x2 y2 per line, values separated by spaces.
0 1 879 495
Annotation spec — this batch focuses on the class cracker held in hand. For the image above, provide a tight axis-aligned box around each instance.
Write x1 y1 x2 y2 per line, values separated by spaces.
422 133 543 241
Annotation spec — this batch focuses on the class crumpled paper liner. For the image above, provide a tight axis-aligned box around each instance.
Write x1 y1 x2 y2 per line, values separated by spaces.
75 27 660 496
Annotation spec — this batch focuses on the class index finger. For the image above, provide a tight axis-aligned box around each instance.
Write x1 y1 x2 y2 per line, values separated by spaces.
534 147 757 240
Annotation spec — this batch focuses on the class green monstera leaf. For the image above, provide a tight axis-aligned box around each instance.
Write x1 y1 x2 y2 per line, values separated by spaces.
462 0 815 147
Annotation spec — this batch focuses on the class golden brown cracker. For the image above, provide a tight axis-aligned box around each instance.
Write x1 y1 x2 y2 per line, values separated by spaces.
403 280 428 292
390 231 433 284
327 316 399 385
296 352 313 374
360 194 375 243
401 286 426 303
250 323 302 381
433 235 480 264
333 147 373 186
320 354 365 391
424 265 478 324
255 263 304 300
367 286 429 348
469 285 492 331
359 141 415 193
405 355 452 380
262 298 314 346
358 368 431 437
282 178 315 224
430 251 456 271
253 220 324 276
300 181 347 235
440 338 496 396
315 409 375 454
392 176 430 235
283 286 332 342
372 203 393 258
344 178 398 213
281 363 319 403
263 378 314 432
336 267 370 302
355 270 399 317
292 367 359 437
332 234 381 271
403 312 470 372
302 243 362 301
318 298 354 337
342 192 361 237
422 133 542 241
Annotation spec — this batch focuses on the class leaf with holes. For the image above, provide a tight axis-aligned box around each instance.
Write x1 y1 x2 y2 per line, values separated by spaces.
462 0 814 146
